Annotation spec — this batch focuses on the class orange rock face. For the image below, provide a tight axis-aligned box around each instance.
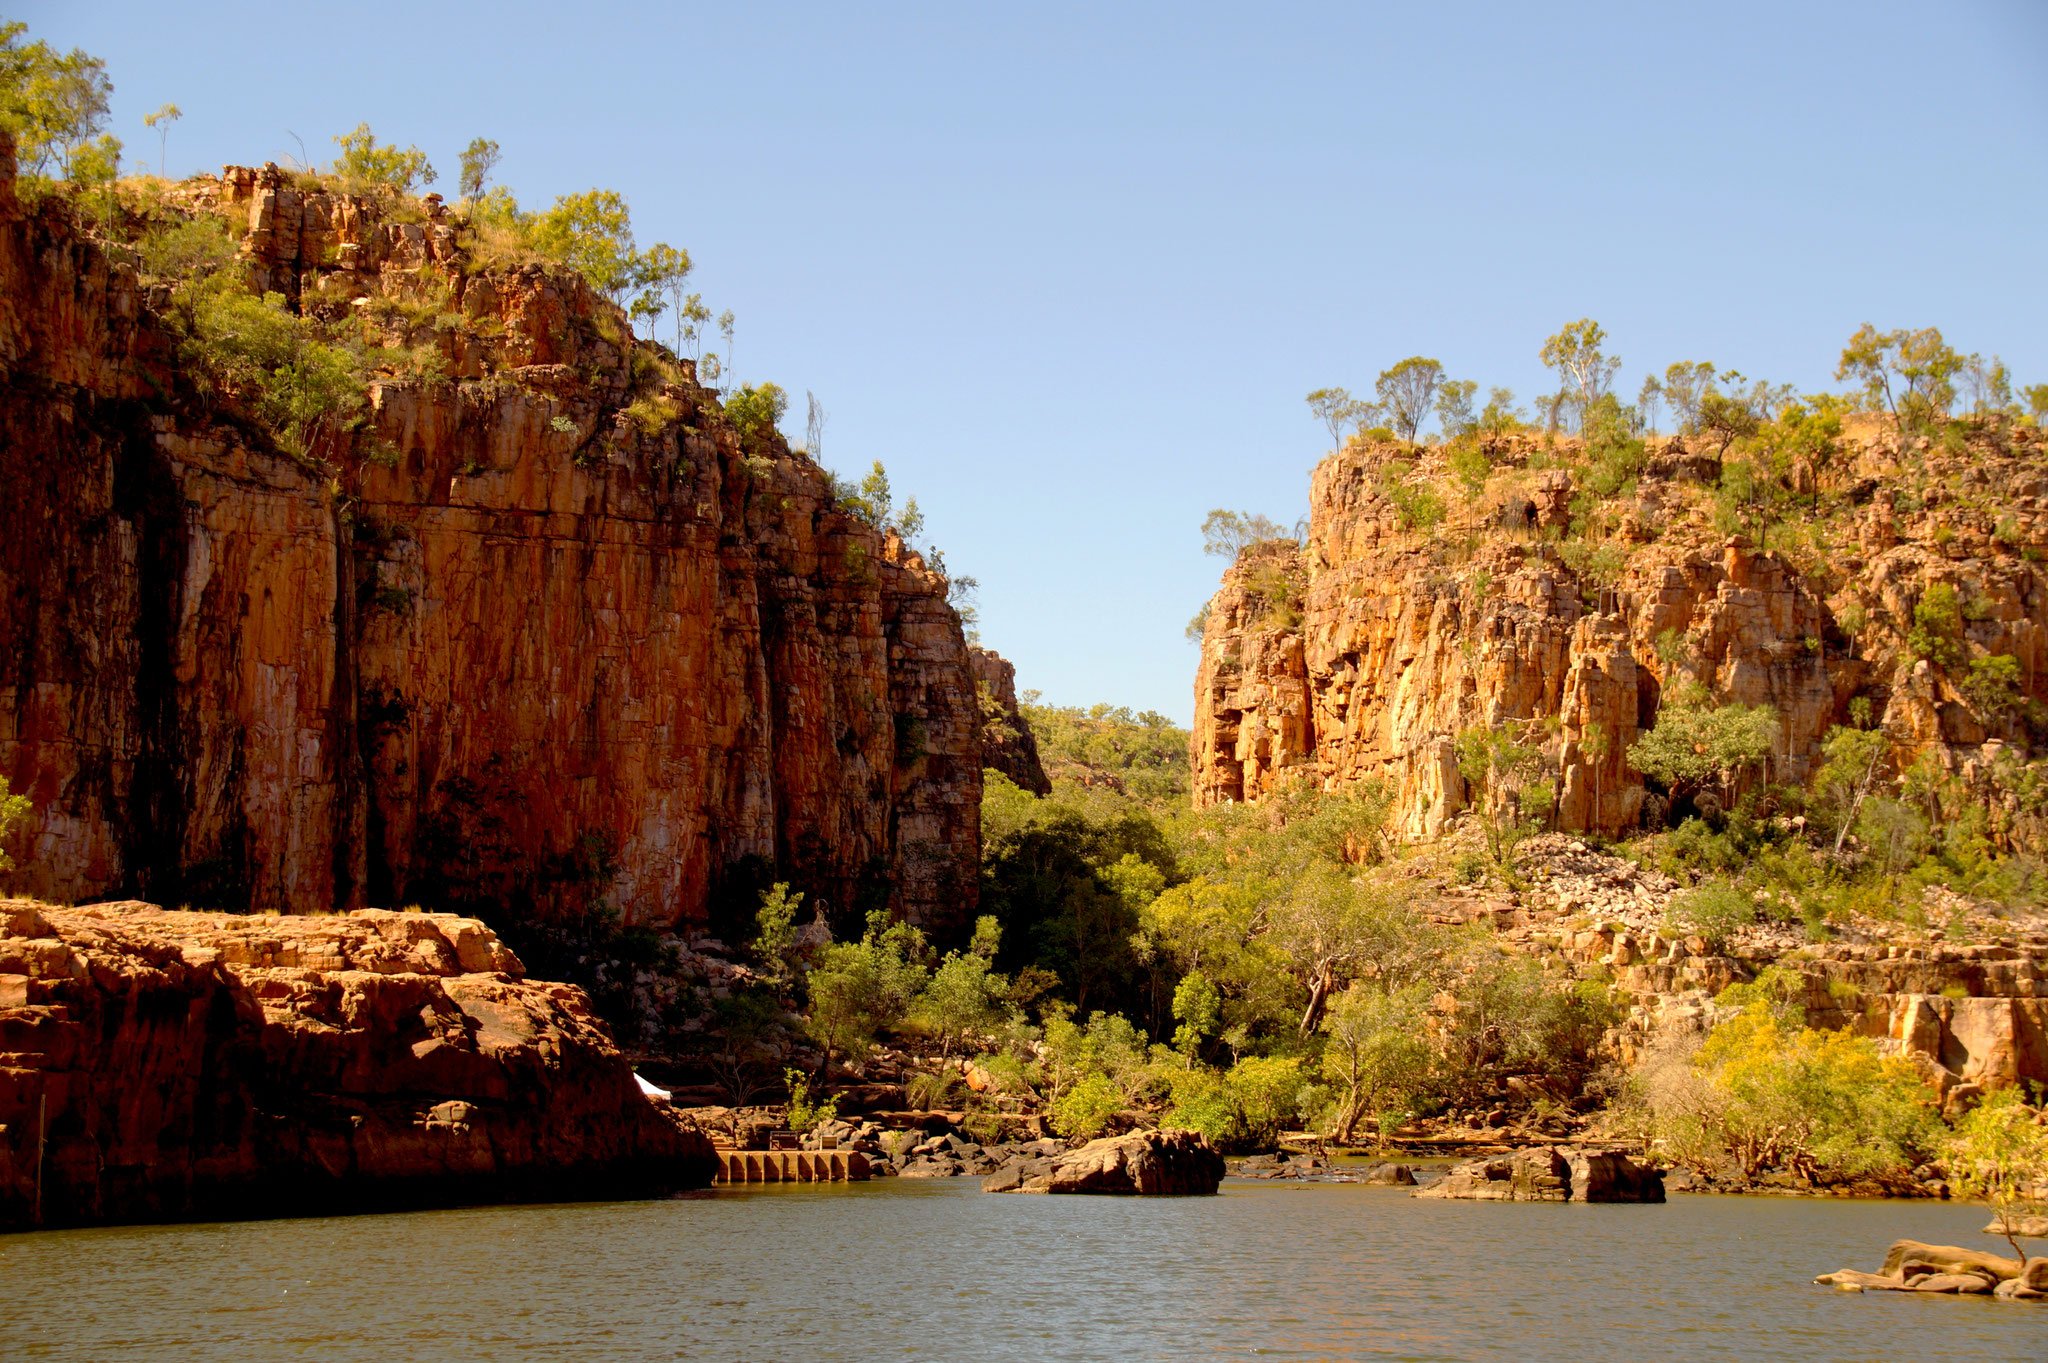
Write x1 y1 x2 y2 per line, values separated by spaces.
1193 440 2048 839
0 146 980 932
0 899 716 1228
970 646 1050 795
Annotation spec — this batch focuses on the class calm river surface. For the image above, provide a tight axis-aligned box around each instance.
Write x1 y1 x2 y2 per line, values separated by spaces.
1 1179 2038 1361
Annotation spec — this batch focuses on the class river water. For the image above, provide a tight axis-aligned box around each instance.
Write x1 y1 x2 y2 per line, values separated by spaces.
1 1178 2038 1361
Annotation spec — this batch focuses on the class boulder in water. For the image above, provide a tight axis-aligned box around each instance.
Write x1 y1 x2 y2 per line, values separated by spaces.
1414 1146 1663 1203
984 1129 1224 1195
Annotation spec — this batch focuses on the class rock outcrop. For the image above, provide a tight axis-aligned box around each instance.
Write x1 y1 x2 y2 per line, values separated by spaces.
983 1127 1225 1195
0 898 715 1229
970 646 1050 794
1192 435 2048 842
1415 1145 1664 1202
0 140 980 932
1817 1240 2048 1299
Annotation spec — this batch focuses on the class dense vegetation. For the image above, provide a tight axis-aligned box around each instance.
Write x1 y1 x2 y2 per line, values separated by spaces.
1164 318 2048 1179
694 684 1629 1154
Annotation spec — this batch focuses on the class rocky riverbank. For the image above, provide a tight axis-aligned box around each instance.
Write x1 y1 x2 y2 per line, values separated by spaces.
0 899 715 1230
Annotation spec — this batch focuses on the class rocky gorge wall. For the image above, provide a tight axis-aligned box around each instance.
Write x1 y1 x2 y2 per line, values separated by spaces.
0 898 716 1229
0 144 982 934
969 645 1051 795
1193 433 2048 842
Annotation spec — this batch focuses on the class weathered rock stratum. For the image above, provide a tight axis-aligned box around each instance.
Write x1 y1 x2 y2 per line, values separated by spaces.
0 899 715 1229
1193 432 2048 842
0 138 981 932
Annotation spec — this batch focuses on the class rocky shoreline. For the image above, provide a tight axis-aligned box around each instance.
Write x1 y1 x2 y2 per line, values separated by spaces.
0 900 715 1230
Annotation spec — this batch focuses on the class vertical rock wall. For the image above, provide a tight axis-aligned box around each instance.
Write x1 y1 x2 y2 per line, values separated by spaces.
0 146 980 932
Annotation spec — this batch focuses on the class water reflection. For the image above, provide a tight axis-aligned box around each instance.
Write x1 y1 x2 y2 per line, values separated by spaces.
0 1179 2034 1360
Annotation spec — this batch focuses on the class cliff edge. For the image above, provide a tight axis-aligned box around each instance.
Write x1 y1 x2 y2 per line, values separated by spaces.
0 135 980 933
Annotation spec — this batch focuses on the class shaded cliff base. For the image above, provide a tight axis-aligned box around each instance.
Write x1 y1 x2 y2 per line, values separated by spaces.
0 900 714 1231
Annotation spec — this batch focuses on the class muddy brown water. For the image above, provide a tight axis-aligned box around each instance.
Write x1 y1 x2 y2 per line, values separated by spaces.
0 1179 2037 1360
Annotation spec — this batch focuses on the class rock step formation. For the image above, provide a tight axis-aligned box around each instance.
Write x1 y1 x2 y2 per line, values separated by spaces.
0 136 980 932
0 899 714 1229
712 1149 870 1183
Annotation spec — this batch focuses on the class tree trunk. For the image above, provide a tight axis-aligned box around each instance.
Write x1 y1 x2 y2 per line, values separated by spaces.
1298 968 1334 1039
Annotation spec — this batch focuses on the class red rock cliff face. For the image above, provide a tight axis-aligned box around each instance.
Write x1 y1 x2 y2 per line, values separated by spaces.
0 899 717 1229
1194 437 2048 839
0 147 980 933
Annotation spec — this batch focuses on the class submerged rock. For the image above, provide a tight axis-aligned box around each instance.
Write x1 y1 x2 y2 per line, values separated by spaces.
984 1129 1224 1195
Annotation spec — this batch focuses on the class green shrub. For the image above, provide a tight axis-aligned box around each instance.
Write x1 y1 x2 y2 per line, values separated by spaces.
1684 1000 1937 1182
0 781 30 873
725 381 789 440
332 123 435 193
181 283 368 457
1051 1071 1121 1140
1447 443 1491 498
783 1067 839 1134
1668 879 1756 953
1908 583 1961 664
1382 473 1447 532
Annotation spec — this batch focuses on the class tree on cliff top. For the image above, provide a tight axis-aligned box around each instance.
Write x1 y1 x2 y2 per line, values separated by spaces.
1837 324 1966 430
457 136 500 208
1540 318 1621 434
0 21 112 179
1201 509 1293 558
1306 387 1371 451
332 123 436 194
1375 357 1445 446
530 189 639 300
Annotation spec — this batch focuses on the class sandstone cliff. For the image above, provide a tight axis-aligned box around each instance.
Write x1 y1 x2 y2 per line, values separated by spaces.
1192 430 2048 843
970 646 1051 795
0 142 980 934
0 899 715 1229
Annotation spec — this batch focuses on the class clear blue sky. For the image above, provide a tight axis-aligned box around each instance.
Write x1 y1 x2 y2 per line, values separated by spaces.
20 0 2048 722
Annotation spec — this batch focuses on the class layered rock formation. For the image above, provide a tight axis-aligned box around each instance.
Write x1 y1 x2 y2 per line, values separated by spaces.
970 646 1051 794
0 899 715 1229
1192 434 2048 841
0 141 980 932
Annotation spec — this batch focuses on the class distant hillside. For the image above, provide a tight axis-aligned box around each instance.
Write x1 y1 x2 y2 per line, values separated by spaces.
1019 698 1189 809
